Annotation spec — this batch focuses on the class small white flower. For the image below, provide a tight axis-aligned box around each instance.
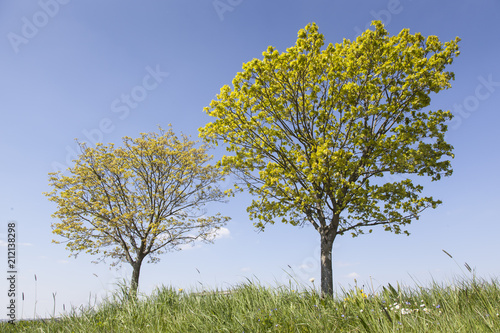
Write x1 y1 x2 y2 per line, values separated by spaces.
309 278 315 283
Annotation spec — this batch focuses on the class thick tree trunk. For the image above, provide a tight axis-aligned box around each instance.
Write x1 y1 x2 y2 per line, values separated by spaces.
320 232 335 297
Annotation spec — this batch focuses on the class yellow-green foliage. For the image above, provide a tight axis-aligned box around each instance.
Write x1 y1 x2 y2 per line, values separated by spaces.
45 127 230 268
199 21 460 236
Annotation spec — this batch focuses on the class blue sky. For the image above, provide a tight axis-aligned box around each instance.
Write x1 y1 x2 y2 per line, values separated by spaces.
1 0 499 320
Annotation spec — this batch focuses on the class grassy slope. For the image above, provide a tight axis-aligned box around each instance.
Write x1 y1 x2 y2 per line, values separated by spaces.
2 276 499 332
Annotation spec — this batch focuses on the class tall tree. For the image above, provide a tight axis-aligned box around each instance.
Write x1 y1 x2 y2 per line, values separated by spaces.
199 21 460 296
46 128 230 296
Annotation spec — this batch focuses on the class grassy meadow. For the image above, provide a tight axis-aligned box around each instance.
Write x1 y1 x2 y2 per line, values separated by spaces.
2 274 499 332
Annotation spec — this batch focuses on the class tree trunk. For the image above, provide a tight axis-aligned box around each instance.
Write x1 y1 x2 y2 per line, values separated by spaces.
130 256 144 299
320 232 335 297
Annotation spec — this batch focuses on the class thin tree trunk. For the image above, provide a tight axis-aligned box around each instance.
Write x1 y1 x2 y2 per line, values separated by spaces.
130 256 144 298
320 232 335 297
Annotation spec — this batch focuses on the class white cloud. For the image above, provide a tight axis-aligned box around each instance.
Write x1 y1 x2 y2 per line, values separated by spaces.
346 272 360 279
162 227 230 251
213 227 230 240
240 267 251 272
299 262 316 270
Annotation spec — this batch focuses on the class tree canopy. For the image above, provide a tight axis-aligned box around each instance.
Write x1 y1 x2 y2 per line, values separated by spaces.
199 21 460 295
46 128 230 295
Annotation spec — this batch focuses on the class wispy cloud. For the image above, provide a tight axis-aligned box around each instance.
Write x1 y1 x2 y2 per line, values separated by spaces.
299 262 316 271
346 272 360 279
178 227 231 251
213 227 231 240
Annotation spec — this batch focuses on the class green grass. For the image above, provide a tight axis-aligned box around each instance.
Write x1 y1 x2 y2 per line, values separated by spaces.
3 276 499 332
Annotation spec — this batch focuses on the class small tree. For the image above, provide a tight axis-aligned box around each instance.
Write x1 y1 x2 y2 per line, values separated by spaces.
45 127 230 296
199 21 460 296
